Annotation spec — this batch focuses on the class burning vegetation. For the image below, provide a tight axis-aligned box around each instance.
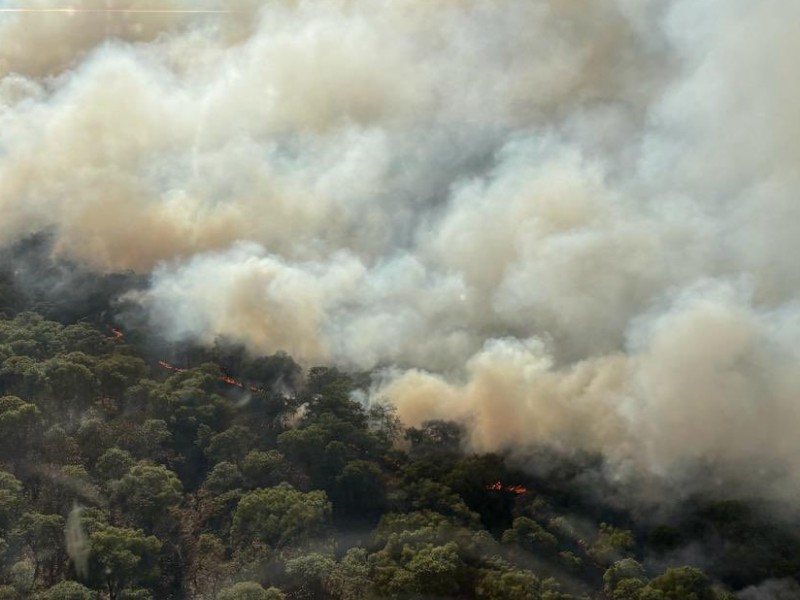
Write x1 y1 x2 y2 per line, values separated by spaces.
158 359 263 392
486 481 528 495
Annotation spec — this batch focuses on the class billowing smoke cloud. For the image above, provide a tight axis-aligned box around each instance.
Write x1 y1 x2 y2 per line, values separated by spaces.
2 0 800 495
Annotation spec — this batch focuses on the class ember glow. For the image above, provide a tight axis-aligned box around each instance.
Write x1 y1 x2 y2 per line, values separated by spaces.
486 481 528 496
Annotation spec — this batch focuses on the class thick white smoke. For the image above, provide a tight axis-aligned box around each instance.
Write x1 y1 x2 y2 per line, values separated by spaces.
1 0 799 495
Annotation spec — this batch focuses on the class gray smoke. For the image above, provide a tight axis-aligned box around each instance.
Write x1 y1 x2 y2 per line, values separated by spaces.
738 579 800 600
1 0 799 497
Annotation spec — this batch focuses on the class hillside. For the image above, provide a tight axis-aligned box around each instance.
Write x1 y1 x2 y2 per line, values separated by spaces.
0 284 796 598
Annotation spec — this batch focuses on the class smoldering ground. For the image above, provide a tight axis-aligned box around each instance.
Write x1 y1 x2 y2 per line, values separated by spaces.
1 0 800 504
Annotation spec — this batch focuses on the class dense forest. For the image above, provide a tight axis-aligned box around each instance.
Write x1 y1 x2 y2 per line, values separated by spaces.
0 262 798 600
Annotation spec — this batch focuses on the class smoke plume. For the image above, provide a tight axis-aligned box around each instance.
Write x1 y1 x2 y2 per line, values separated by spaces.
2 0 800 496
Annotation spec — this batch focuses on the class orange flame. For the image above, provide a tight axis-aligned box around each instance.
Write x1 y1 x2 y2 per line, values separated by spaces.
157 359 262 392
158 360 186 373
221 375 243 389
106 326 261 393
486 481 528 495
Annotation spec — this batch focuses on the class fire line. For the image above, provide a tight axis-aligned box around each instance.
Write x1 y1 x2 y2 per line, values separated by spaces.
158 359 263 393
486 481 528 495
109 327 261 392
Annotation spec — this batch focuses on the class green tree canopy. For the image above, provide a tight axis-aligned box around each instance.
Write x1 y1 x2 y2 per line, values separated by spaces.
204 461 243 495
476 568 569 600
110 464 182 530
11 512 66 586
0 395 42 464
240 450 293 489
37 580 98 600
94 448 135 482
89 525 161 600
230 483 331 551
217 581 285 600
0 471 22 533
645 566 717 600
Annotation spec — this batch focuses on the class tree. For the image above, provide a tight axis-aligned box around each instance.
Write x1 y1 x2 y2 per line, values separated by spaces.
140 367 232 482
217 582 284 600
367 403 402 445
9 559 35 596
59 323 112 356
230 483 331 551
405 542 465 597
276 426 327 477
330 460 386 521
118 589 153 600
0 471 22 533
204 462 243 495
0 395 42 462
206 426 254 464
604 559 647 600
476 569 569 600
130 420 172 463
587 523 635 566
33 464 96 516
0 355 48 400
405 420 463 458
242 351 301 390
43 357 100 415
304 367 367 428
186 534 232 599
502 517 559 556
398 479 479 527
94 448 135 482
40 425 80 464
94 354 147 398
372 510 454 545
110 464 181 531
76 418 113 464
241 450 293 489
0 313 63 359
11 512 66 586
37 580 97 600
285 552 337 599
645 566 718 600
89 525 161 600
328 548 371 600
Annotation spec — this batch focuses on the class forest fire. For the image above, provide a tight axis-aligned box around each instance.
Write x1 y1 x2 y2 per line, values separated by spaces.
157 360 186 374
221 375 244 389
486 481 528 495
157 359 262 393
108 328 257 391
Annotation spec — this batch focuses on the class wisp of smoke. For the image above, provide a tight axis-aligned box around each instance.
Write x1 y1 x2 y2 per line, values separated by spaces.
65 503 90 579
